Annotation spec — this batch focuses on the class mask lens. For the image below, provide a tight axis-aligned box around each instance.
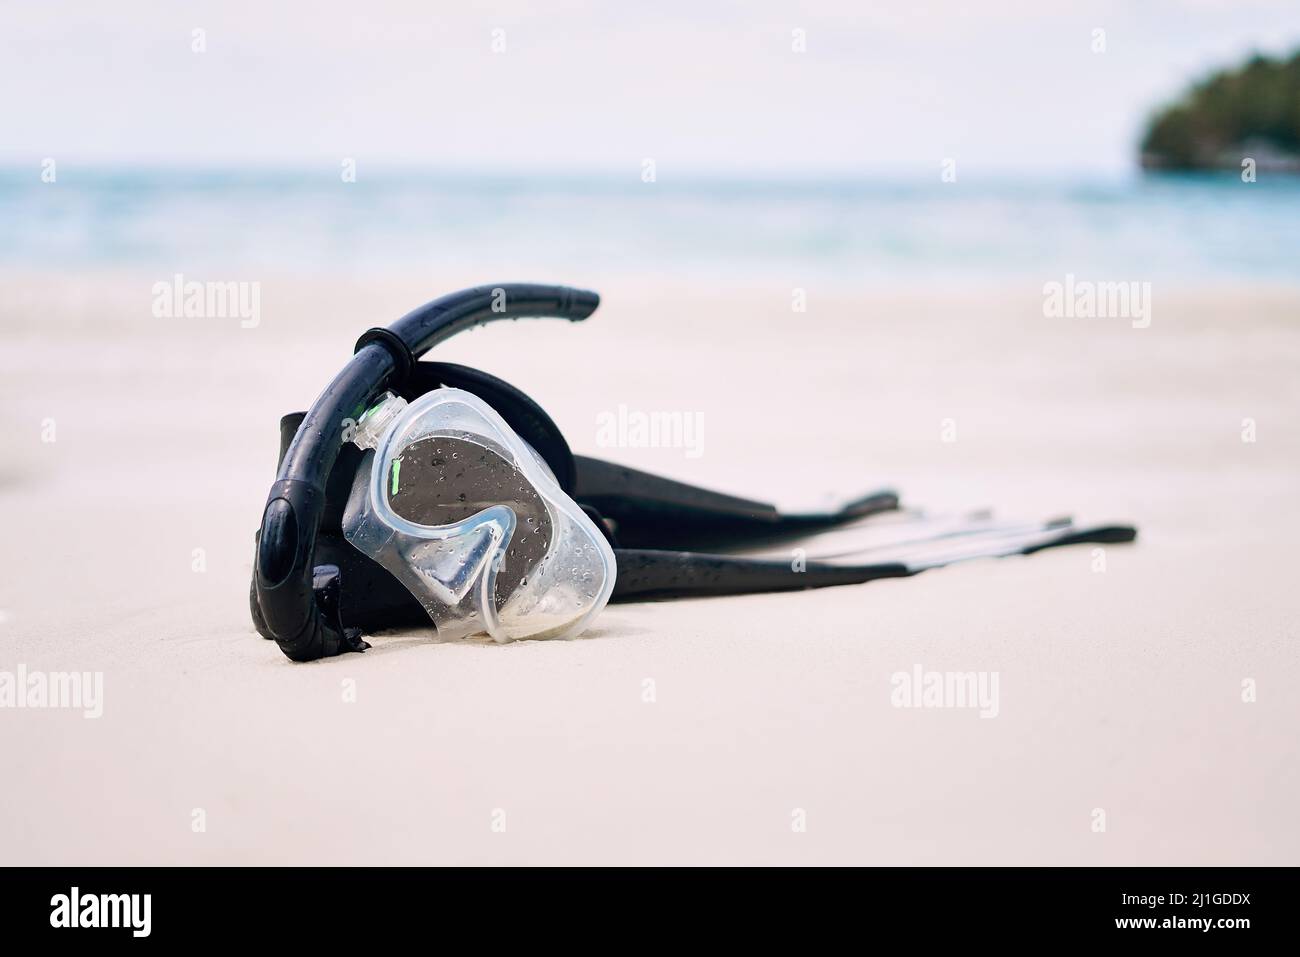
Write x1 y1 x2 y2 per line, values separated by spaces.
386 435 552 608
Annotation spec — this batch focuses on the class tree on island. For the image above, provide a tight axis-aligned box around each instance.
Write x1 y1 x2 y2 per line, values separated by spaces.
1141 50 1300 171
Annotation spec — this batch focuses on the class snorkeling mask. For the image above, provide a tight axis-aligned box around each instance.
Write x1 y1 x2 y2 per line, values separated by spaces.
251 284 1136 661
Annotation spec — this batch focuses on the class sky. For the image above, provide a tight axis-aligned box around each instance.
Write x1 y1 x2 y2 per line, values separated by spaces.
2 1 1298 175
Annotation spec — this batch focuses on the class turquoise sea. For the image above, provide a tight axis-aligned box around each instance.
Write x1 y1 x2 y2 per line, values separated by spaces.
2 167 1298 283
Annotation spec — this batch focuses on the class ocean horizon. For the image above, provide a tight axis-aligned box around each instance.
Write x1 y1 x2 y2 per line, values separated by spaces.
3 166 1298 284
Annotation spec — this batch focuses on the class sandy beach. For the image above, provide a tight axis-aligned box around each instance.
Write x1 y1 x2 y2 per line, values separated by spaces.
1 273 1296 865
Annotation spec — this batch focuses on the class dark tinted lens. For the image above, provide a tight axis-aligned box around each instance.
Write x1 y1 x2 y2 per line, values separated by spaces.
385 435 551 605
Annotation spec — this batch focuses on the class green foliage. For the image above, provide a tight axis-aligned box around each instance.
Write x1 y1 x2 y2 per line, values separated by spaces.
1140 51 1300 169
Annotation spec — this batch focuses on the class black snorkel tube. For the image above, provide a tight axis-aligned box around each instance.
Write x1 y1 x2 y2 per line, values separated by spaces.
253 284 600 662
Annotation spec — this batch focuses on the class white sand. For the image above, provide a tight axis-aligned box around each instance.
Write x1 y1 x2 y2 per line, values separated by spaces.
1 274 1296 864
